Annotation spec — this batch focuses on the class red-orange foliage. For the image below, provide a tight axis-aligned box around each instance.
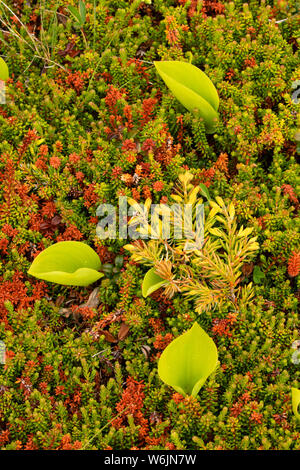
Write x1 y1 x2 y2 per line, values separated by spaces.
288 251 300 277
112 377 148 441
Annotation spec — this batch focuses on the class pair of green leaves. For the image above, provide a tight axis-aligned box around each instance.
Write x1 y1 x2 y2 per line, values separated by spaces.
158 322 218 397
68 0 86 28
154 61 219 134
28 241 103 286
0 58 9 81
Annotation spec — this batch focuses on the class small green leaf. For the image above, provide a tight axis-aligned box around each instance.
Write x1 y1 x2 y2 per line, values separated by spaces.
158 322 218 397
292 387 300 420
253 265 265 284
154 61 219 133
28 241 103 286
142 267 167 297
0 58 9 81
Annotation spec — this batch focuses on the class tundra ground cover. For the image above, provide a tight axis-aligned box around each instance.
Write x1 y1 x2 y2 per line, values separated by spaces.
0 0 299 450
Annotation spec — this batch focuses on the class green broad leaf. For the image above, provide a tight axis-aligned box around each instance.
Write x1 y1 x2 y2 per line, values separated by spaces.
198 183 211 201
158 322 218 397
79 0 86 24
68 5 82 24
292 387 300 420
28 241 103 286
154 61 219 133
142 267 167 297
0 58 9 81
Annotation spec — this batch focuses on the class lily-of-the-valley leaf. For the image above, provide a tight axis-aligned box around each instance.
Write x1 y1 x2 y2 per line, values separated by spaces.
142 267 168 297
154 60 219 133
0 58 9 81
158 322 218 397
28 241 103 286
292 387 300 420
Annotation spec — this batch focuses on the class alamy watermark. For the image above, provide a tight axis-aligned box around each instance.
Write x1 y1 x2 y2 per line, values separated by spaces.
95 197 205 251
0 80 6 104
292 80 300 105
0 341 5 364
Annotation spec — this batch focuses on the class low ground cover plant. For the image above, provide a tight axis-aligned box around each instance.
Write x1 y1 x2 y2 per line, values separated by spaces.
0 0 299 451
